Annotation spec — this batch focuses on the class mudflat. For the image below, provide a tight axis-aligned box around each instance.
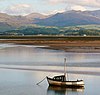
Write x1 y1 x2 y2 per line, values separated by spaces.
0 36 100 52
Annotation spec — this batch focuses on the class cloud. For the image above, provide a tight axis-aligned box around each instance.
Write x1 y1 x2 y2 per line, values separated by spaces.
47 0 64 4
45 9 66 15
65 4 86 11
4 4 33 15
47 0 100 8
71 5 86 11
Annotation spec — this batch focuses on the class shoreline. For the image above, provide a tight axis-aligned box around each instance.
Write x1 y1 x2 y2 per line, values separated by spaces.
0 39 100 53
41 46 100 53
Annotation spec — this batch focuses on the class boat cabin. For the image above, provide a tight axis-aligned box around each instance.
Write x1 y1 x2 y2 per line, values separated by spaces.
53 75 66 81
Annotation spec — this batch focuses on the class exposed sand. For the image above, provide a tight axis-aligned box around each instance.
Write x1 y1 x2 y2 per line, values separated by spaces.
0 39 100 52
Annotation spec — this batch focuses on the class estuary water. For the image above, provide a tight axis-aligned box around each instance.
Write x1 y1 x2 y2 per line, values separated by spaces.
0 43 100 95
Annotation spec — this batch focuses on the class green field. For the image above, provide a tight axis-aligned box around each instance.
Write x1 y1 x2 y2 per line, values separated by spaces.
0 35 100 41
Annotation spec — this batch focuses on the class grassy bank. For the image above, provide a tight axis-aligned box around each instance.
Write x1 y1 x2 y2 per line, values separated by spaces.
0 35 100 41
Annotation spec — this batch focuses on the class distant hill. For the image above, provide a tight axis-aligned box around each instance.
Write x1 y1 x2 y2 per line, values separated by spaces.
0 13 47 32
25 13 48 20
0 13 32 27
0 10 100 33
34 10 100 26
0 10 100 27
83 10 100 19
0 22 14 32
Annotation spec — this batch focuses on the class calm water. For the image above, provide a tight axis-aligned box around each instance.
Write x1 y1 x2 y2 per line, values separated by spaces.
0 43 100 95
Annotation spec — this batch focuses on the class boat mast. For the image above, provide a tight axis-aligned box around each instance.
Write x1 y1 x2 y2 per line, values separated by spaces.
64 58 67 76
64 58 69 80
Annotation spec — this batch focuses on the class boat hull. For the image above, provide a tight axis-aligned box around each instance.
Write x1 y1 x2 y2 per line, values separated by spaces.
47 77 84 88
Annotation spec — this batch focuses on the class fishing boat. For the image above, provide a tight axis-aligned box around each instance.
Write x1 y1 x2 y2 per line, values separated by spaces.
47 58 84 88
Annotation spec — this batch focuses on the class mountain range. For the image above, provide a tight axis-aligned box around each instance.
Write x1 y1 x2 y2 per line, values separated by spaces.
0 10 100 32
34 10 100 26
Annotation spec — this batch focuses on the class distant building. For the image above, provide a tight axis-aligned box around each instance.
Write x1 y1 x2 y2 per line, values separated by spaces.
83 34 87 36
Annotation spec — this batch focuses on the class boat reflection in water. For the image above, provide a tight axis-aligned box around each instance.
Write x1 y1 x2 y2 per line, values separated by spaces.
47 86 84 95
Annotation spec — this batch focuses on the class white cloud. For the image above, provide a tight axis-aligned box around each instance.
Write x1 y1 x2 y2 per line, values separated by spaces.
44 9 66 15
48 0 64 4
66 5 86 11
4 4 33 15
72 5 86 11
47 0 100 8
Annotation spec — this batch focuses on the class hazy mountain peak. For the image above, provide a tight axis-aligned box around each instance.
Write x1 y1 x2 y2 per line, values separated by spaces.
25 12 48 20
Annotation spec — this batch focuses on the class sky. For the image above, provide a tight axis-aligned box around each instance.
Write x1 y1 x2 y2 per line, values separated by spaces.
0 0 100 15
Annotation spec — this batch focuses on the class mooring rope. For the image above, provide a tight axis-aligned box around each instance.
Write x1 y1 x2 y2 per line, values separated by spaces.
36 76 47 85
